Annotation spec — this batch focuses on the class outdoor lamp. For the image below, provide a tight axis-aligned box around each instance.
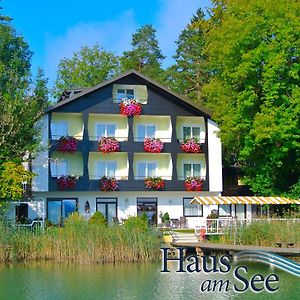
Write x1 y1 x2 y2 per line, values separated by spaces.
84 201 90 214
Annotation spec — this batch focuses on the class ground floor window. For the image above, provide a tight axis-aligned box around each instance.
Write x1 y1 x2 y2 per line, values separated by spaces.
137 197 157 225
15 203 28 223
96 198 117 223
219 204 232 217
47 198 77 225
183 198 203 217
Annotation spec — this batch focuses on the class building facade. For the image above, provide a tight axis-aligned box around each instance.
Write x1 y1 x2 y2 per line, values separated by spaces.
8 70 232 228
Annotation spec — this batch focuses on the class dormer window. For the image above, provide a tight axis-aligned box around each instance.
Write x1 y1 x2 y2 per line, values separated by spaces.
116 88 135 102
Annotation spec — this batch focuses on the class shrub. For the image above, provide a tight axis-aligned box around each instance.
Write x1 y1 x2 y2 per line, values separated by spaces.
88 211 106 226
124 216 148 232
162 212 170 222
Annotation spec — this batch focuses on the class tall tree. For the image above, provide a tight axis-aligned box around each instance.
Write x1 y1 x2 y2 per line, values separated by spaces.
121 25 165 80
203 0 300 196
53 44 119 99
166 9 209 104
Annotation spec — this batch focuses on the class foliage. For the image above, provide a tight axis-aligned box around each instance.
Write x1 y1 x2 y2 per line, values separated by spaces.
124 216 149 233
203 0 300 196
53 44 119 99
165 8 209 104
184 177 203 191
57 175 77 190
0 162 34 200
119 99 142 116
120 25 165 80
161 212 170 222
88 211 106 226
144 138 164 153
99 176 119 192
57 136 78 152
144 177 165 190
180 138 201 153
98 137 120 153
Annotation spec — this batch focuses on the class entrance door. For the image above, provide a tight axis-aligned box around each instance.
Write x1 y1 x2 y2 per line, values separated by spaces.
96 198 117 223
15 203 28 223
137 198 157 226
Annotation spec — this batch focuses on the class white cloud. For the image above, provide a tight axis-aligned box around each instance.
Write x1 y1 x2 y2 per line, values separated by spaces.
44 9 136 85
156 0 210 67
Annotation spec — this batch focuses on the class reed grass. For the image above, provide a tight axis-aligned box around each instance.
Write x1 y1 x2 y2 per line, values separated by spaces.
219 220 300 247
0 214 161 264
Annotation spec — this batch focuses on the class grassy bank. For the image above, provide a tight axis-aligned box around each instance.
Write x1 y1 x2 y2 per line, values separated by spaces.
0 214 161 264
216 221 300 247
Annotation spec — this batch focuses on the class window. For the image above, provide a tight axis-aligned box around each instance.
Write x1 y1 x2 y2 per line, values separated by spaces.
47 199 77 225
96 124 116 139
50 160 68 177
96 198 117 223
183 163 201 178
137 162 157 179
136 125 156 142
97 161 117 178
183 198 203 217
116 88 135 101
51 122 68 140
183 126 201 141
219 204 232 217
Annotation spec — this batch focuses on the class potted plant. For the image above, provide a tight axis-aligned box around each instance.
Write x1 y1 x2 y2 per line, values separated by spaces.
180 138 201 153
57 175 77 190
161 212 170 227
119 99 142 116
184 177 203 191
144 137 164 153
98 137 120 153
144 176 165 190
57 136 78 152
99 176 119 191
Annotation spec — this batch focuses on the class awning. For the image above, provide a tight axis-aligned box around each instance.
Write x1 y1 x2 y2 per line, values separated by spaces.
190 196 300 205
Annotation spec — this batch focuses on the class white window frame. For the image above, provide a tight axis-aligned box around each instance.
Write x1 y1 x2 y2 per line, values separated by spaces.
95 123 116 140
136 161 157 179
136 124 156 141
116 88 135 102
182 161 202 179
51 121 68 140
51 159 69 177
182 124 202 141
96 160 117 178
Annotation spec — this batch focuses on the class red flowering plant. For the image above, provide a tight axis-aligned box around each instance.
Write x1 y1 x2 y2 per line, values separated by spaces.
99 176 119 192
144 138 164 153
144 177 165 190
58 136 78 153
184 177 203 191
180 138 201 153
98 137 120 153
57 175 77 190
119 99 142 116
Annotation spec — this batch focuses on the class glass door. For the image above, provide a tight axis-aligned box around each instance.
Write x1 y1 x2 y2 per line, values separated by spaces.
137 198 157 226
96 198 117 223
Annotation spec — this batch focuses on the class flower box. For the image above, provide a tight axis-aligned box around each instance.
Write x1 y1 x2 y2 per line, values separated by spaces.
57 136 78 153
184 177 203 191
98 137 120 153
99 176 119 192
119 99 142 116
144 177 165 190
180 138 201 153
57 175 77 190
144 138 164 153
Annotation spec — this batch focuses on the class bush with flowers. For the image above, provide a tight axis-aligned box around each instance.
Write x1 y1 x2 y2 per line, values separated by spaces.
99 176 119 191
143 138 164 153
180 138 201 153
57 175 77 190
184 177 203 191
144 176 165 190
119 99 142 116
58 136 78 153
98 137 120 153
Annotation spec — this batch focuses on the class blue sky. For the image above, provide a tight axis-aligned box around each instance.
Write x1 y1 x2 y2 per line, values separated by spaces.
4 0 211 86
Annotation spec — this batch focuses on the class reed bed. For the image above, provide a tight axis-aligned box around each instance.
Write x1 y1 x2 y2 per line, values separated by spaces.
219 220 300 247
0 214 161 264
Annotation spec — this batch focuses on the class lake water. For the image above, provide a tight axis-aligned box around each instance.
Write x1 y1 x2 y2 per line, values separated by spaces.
0 260 299 300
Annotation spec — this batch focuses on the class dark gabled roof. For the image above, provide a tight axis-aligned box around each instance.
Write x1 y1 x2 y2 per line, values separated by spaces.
46 69 212 117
